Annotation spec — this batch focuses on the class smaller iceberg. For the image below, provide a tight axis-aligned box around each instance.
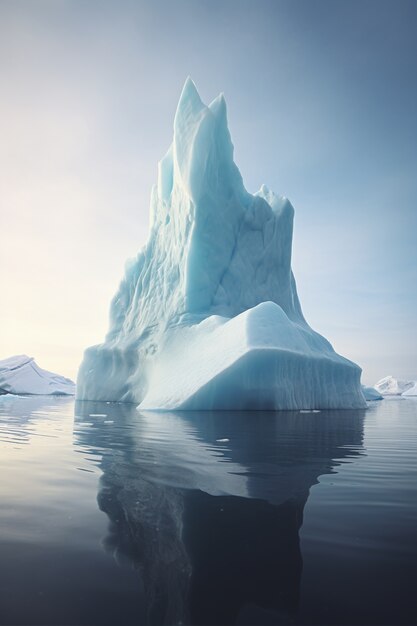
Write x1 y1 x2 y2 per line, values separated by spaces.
361 385 383 401
374 376 415 396
0 355 75 396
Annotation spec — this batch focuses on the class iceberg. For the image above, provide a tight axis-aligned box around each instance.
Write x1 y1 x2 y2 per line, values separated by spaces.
0 355 75 396
374 376 415 396
361 385 383 401
77 78 366 410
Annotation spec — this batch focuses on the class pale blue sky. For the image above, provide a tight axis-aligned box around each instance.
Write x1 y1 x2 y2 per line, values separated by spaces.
1 0 416 383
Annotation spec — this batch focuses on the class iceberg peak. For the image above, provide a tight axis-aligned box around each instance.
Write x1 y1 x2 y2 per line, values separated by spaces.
209 92 227 119
175 76 204 118
172 78 237 204
77 80 366 410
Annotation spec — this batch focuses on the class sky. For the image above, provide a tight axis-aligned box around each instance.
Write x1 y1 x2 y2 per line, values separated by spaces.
0 0 416 385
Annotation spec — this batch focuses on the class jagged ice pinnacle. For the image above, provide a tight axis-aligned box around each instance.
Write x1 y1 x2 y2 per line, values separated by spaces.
77 78 366 410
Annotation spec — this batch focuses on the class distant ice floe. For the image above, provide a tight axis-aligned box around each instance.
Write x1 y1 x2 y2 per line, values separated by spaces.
374 376 416 397
0 355 75 396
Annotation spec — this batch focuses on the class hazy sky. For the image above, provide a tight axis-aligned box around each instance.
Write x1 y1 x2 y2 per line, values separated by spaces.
1 0 416 384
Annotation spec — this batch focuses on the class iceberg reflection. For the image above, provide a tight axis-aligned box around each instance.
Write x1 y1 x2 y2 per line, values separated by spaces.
74 403 365 625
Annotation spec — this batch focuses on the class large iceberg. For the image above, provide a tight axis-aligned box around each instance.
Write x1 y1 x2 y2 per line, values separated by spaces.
0 355 75 396
77 78 366 410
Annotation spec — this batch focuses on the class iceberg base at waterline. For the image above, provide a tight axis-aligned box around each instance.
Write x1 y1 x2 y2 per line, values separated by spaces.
77 78 366 411
137 302 365 411
78 297 365 410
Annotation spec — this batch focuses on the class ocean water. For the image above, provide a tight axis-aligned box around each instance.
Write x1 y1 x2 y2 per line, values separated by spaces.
0 396 416 626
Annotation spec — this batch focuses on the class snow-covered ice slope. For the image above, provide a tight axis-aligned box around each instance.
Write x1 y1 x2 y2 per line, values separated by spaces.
374 376 415 396
403 383 417 396
77 78 366 410
0 355 75 396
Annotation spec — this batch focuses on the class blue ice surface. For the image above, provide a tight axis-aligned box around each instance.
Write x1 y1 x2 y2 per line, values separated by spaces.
362 385 383 401
77 78 366 410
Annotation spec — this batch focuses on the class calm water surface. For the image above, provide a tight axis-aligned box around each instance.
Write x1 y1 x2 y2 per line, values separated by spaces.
0 396 416 625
